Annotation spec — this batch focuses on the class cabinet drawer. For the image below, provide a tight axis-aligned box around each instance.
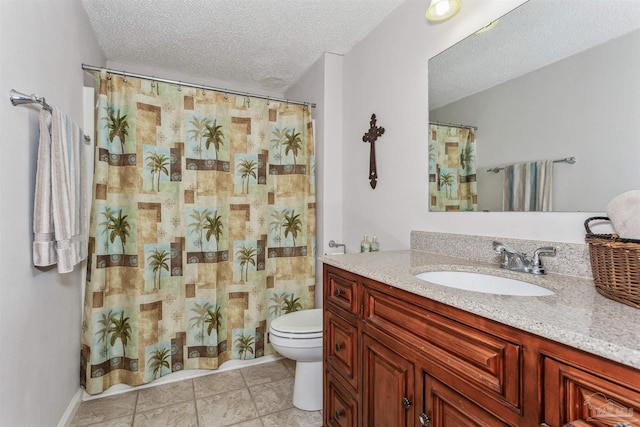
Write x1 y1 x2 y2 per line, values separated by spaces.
363 285 521 410
324 265 359 318
325 309 358 389
543 357 640 427
325 371 358 427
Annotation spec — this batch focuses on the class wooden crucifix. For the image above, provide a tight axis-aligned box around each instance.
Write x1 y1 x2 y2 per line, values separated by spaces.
362 114 385 189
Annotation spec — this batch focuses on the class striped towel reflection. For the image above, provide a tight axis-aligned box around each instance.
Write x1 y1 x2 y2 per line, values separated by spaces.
502 160 553 212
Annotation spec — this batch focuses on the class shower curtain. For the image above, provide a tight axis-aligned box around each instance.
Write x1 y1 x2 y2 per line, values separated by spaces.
428 124 477 211
81 73 316 394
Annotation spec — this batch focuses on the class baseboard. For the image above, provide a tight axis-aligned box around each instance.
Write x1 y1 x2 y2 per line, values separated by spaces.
57 388 83 427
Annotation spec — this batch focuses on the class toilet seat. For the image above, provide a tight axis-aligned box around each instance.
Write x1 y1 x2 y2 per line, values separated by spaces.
269 309 322 339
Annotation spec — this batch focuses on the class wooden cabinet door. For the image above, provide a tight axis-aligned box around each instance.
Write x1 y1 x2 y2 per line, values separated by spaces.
362 330 417 427
424 374 510 427
543 357 640 427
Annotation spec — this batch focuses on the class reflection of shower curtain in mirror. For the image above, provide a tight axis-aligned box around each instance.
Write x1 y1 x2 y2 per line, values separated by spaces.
428 124 477 211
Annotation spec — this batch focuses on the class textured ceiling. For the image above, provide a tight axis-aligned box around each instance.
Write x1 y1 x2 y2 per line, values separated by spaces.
429 0 640 109
82 0 405 93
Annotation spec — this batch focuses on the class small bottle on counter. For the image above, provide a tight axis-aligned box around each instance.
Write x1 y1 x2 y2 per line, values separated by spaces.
370 235 379 252
360 234 371 253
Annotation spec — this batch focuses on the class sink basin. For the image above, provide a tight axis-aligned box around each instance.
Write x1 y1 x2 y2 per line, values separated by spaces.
414 271 554 296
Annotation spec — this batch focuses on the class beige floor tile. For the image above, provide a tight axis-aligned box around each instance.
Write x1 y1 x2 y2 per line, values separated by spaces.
72 415 134 427
70 391 137 426
249 377 294 416
228 418 265 427
193 369 246 398
133 400 198 427
240 360 291 387
281 358 296 376
260 407 323 427
197 388 258 426
136 379 194 412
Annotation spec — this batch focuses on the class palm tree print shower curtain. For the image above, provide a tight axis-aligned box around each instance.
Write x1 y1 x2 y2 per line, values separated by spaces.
81 73 316 394
428 124 477 211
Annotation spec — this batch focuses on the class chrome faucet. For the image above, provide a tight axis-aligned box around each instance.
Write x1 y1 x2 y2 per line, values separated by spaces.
492 241 556 275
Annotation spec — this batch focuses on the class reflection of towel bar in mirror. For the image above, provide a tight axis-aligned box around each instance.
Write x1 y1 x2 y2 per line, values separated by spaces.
487 157 576 173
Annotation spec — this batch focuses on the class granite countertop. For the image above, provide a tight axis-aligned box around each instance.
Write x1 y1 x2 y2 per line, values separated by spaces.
321 250 640 370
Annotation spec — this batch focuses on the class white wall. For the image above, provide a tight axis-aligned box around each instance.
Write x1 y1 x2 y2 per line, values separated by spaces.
286 52 344 305
0 1 105 425
340 0 605 251
431 29 640 212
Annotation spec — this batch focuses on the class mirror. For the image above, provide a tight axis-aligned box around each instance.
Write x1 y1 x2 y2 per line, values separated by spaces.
428 0 640 212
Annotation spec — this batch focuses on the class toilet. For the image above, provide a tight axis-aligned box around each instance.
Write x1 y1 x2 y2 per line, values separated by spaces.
269 308 323 411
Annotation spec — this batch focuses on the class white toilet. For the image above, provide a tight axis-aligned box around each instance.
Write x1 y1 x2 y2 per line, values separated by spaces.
269 308 323 411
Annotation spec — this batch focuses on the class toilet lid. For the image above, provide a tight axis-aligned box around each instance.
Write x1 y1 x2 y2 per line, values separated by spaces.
270 309 322 337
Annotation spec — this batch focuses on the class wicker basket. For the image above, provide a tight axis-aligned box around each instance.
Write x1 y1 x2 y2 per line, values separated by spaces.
584 216 640 309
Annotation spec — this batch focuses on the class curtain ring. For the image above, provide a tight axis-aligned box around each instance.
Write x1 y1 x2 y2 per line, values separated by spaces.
107 73 112 80
177 81 182 92
266 97 270 106
246 96 250 107
202 88 206 96
123 75 128 83
224 93 228 100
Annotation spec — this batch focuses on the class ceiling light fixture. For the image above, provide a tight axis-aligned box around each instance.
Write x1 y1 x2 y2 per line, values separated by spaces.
475 19 500 34
426 0 460 22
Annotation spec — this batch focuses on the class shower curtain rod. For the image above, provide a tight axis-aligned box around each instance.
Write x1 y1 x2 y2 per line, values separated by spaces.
81 64 316 109
486 156 576 173
429 120 478 131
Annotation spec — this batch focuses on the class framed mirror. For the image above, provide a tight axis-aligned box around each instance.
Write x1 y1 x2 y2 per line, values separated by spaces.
428 0 640 212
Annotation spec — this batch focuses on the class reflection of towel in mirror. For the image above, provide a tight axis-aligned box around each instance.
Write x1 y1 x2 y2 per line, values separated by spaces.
502 160 553 212
33 106 90 273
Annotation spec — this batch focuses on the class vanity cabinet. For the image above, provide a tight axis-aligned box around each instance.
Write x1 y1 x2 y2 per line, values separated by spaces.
323 264 640 427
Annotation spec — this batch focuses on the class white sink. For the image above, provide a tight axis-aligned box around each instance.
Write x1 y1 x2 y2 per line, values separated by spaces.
414 271 554 296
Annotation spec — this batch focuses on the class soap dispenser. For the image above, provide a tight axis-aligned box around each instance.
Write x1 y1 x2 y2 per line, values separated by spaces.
360 234 371 253
370 235 379 252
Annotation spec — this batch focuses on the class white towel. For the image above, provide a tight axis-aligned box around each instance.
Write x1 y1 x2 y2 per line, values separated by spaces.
502 160 553 212
607 190 640 239
33 106 90 273
33 109 56 266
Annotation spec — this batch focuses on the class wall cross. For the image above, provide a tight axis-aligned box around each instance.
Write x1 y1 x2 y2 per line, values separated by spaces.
362 114 385 189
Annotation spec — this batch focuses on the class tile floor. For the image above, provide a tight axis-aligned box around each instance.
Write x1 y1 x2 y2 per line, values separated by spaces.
70 359 323 427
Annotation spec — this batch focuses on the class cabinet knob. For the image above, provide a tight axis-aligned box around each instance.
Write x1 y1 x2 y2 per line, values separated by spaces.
334 288 341 297
334 409 344 420
402 396 412 410
419 413 431 426
335 343 343 352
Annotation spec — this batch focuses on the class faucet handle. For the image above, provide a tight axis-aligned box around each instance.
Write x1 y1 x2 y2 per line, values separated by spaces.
533 246 556 258
492 241 519 254
531 246 556 274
